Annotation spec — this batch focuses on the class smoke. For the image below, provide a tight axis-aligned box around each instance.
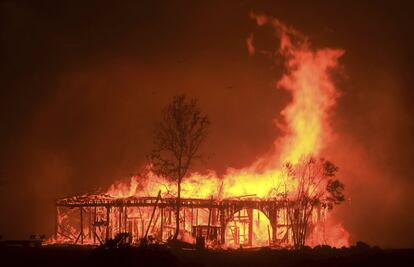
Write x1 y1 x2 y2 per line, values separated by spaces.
0 1 413 247
246 10 414 248
325 74 414 247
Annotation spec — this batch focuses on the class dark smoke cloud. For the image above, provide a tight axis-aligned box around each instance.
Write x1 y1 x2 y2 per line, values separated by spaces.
0 1 413 248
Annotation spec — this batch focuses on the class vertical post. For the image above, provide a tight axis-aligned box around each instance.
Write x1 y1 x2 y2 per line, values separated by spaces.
267 225 271 246
54 206 58 239
80 207 84 244
138 219 141 239
145 190 161 239
93 207 97 244
242 211 246 243
106 206 110 240
141 220 145 238
88 207 92 241
213 209 218 225
183 208 186 231
134 220 138 240
220 208 225 244
119 207 122 234
124 206 128 233
207 208 212 240
247 208 253 246
272 209 277 245
131 218 139 240
191 207 194 229
160 207 164 241
235 225 240 245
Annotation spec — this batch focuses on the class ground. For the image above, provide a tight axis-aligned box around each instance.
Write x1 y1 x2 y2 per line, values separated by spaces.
0 245 413 267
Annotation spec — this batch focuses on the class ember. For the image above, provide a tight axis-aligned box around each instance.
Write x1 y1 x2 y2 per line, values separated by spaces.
50 14 349 248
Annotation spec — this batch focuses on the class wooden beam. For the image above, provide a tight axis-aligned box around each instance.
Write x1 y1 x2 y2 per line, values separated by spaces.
144 190 162 239
247 208 253 246
80 207 84 244
207 208 212 240
220 208 225 244
160 207 164 241
106 206 110 240
54 206 58 240
93 207 96 244
124 206 128 233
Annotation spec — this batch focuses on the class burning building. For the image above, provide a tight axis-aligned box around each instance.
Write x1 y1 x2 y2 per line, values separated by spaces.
55 194 328 247
51 14 349 248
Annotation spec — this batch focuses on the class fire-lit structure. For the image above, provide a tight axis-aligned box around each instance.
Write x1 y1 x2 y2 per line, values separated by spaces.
55 194 330 247
51 14 350 248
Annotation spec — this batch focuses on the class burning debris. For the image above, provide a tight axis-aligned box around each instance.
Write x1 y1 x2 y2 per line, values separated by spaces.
52 157 346 248
50 14 349 249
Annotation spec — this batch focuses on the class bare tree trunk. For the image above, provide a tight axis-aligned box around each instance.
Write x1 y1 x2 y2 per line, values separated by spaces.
289 204 312 249
288 207 300 249
173 179 181 240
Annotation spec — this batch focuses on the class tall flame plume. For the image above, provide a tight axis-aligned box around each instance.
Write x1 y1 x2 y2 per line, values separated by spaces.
54 14 349 248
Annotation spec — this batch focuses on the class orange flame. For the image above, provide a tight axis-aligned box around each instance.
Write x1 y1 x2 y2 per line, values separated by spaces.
55 14 349 248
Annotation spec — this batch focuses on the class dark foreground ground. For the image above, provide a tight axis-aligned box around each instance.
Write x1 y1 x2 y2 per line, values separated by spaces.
0 245 413 267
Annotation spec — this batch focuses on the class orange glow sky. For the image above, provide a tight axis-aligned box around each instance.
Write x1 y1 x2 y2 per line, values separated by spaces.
0 1 413 248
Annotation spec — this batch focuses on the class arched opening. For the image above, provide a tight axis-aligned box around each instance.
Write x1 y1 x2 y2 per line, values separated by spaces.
225 209 272 247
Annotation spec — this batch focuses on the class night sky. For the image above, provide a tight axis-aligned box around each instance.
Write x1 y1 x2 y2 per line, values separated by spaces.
1 1 413 248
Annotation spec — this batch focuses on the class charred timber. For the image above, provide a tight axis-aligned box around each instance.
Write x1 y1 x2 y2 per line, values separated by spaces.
56 195 295 210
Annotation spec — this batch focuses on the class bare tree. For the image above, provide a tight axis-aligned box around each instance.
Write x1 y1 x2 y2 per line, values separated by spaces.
149 94 210 240
284 156 345 249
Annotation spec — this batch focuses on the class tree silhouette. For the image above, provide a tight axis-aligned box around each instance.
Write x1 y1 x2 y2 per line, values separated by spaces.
149 94 209 240
283 156 345 249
